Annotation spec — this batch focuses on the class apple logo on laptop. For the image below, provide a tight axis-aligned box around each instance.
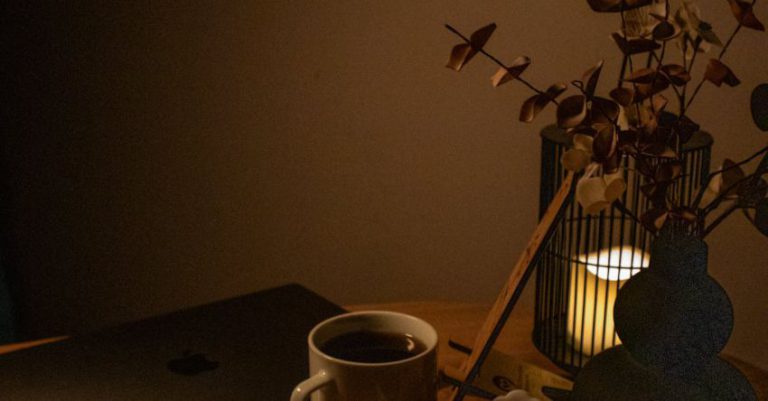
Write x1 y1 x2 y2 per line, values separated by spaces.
167 350 219 376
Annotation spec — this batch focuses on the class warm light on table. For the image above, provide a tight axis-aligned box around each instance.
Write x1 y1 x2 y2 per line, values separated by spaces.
567 246 648 356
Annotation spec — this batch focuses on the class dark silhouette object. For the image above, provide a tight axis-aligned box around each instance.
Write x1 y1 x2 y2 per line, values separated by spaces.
570 225 757 401
167 350 219 376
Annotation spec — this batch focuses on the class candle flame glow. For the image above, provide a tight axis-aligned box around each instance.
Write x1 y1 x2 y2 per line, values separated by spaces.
580 247 648 281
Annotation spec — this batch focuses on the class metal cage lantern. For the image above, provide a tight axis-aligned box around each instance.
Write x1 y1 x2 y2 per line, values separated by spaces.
532 126 713 375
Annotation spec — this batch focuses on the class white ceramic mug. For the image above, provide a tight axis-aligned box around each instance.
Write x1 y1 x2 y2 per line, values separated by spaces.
291 311 438 401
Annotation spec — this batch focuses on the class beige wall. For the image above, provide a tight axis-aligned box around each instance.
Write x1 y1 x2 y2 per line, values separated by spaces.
5 1 767 369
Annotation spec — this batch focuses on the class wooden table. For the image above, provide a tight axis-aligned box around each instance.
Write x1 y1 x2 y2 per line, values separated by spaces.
347 302 768 401
1 302 766 400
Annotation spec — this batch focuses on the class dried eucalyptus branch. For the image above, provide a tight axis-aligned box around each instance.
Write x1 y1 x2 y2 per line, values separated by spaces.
681 0 757 117
444 24 558 105
692 144 768 209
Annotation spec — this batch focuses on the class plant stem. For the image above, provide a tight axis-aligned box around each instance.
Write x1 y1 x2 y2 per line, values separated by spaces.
444 24 558 105
612 200 649 234
710 144 768 176
692 144 768 208
702 173 756 214
681 0 752 117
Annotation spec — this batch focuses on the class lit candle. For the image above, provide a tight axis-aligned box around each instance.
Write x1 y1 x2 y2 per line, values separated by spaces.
566 246 648 356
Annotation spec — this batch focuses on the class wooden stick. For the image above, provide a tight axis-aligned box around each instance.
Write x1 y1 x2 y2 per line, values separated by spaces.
448 172 575 401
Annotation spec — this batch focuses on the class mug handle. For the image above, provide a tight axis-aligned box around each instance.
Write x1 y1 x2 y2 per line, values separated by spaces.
291 370 333 401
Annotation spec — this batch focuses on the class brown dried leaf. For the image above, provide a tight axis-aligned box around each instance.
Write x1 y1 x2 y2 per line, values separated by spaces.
561 149 592 172
624 68 660 84
519 83 567 123
612 33 662 55
655 161 683 183
604 172 627 202
573 134 594 152
446 23 497 72
610 87 635 107
673 115 700 144
635 79 670 102
698 22 724 46
728 0 766 31
660 64 691 86
469 23 497 48
446 44 474 71
637 105 659 132
491 56 531 87
653 20 681 41
576 177 611 215
593 125 617 162
557 95 588 128
650 95 667 114
722 158 746 197
588 0 653 13
738 178 768 207
583 60 604 97
591 97 620 125
705 59 741 87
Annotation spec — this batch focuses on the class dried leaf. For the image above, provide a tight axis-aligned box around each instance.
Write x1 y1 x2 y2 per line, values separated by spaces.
583 60 604 97
446 23 497 71
652 94 669 113
624 68 660 84
610 87 635 107
751 83 768 131
697 22 723 46
704 59 741 87
593 125 617 162
519 83 567 123
574 133 594 152
660 64 691 86
728 0 766 31
641 182 669 207
655 161 683 183
588 0 653 13
557 95 588 128
576 177 611 215
561 149 592 172
754 199 768 236
447 44 474 71
653 20 681 41
642 143 677 158
634 79 670 101
612 33 662 55
673 115 700 143
491 56 531 87
738 178 768 207
604 172 627 202
637 105 659 132
591 97 620 125
470 23 497 48
699 172 722 208
642 208 669 232
722 158 746 197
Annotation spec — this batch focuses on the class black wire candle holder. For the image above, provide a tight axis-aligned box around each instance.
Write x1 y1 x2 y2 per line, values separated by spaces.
533 125 713 375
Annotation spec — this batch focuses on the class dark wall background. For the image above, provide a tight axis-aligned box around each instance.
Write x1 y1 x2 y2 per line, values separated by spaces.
3 1 767 369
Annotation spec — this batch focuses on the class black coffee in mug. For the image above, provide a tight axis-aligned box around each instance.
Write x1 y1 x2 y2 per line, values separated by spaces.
320 330 427 363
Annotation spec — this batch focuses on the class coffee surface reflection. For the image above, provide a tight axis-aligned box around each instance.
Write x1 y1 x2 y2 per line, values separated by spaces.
320 330 426 363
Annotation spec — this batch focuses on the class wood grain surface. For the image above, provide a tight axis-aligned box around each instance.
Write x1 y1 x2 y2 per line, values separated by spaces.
347 302 768 401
